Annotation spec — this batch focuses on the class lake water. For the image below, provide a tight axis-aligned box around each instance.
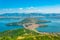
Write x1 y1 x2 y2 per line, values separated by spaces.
0 19 23 32
37 17 60 32
0 18 60 32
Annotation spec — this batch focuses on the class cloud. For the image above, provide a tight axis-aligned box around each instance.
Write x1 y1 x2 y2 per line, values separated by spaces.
0 6 60 14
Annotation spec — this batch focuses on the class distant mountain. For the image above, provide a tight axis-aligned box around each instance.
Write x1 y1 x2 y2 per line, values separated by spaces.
0 13 24 16
0 13 43 17
0 13 60 17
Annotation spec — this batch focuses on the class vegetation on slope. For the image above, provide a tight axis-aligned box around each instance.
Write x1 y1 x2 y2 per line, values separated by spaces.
0 28 60 40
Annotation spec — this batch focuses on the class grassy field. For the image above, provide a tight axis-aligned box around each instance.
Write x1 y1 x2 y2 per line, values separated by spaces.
0 28 60 40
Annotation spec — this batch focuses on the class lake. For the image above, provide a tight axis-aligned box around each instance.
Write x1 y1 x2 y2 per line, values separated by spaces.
0 18 60 32
0 18 23 32
37 17 60 32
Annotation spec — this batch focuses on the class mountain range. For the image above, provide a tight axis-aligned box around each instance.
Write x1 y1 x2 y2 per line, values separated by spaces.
0 13 60 17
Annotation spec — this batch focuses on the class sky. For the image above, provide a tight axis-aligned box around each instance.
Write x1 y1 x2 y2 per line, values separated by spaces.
0 0 60 14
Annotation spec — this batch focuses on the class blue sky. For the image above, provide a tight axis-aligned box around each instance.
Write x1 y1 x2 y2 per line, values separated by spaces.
0 0 60 13
0 0 60 8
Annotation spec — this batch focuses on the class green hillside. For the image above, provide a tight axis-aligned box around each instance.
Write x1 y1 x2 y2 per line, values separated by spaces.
0 28 60 40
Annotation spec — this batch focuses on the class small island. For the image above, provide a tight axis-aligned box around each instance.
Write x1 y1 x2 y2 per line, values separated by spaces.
6 18 50 30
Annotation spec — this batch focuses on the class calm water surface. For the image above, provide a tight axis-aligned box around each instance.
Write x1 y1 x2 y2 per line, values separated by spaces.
0 19 23 32
37 18 60 32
